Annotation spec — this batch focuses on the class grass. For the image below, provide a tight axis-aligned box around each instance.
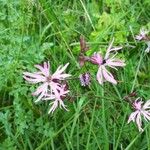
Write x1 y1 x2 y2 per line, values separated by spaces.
0 0 150 149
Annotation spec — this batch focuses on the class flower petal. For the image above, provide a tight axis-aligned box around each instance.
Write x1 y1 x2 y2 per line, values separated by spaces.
52 63 71 80
143 100 150 109
48 100 58 114
128 111 138 123
34 62 50 77
106 59 126 67
90 52 103 65
136 112 143 132
102 67 117 84
23 72 46 81
96 66 103 85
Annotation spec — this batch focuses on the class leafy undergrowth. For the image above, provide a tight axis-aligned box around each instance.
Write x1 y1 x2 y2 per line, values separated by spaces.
0 0 150 149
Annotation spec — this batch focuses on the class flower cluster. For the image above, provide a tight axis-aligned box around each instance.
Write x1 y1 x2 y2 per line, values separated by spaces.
23 62 71 113
23 29 150 132
128 98 150 132
79 38 126 85
23 38 126 113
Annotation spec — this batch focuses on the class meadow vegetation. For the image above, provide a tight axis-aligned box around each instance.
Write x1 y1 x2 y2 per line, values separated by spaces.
0 0 150 149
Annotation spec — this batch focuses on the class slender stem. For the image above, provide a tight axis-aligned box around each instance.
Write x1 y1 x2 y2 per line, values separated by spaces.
131 50 145 92
101 86 109 149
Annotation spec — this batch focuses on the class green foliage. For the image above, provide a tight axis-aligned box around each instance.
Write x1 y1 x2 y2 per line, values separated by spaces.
0 0 150 149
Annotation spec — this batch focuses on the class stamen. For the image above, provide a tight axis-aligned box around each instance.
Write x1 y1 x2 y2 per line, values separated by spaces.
102 59 106 64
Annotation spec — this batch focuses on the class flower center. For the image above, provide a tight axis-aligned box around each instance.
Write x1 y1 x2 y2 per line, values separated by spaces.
46 76 52 82
102 59 106 65
133 103 142 110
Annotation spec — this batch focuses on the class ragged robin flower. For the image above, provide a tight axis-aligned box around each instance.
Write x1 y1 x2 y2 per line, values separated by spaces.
90 38 126 85
42 84 69 114
23 62 71 102
136 28 150 53
135 28 149 41
128 98 150 132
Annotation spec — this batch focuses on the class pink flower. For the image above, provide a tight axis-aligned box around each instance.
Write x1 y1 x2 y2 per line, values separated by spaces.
79 72 91 86
135 28 149 41
128 98 150 132
135 28 150 53
23 62 71 102
43 84 69 114
90 38 126 85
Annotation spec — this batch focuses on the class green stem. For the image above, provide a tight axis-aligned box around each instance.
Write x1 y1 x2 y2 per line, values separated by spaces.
101 86 109 149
